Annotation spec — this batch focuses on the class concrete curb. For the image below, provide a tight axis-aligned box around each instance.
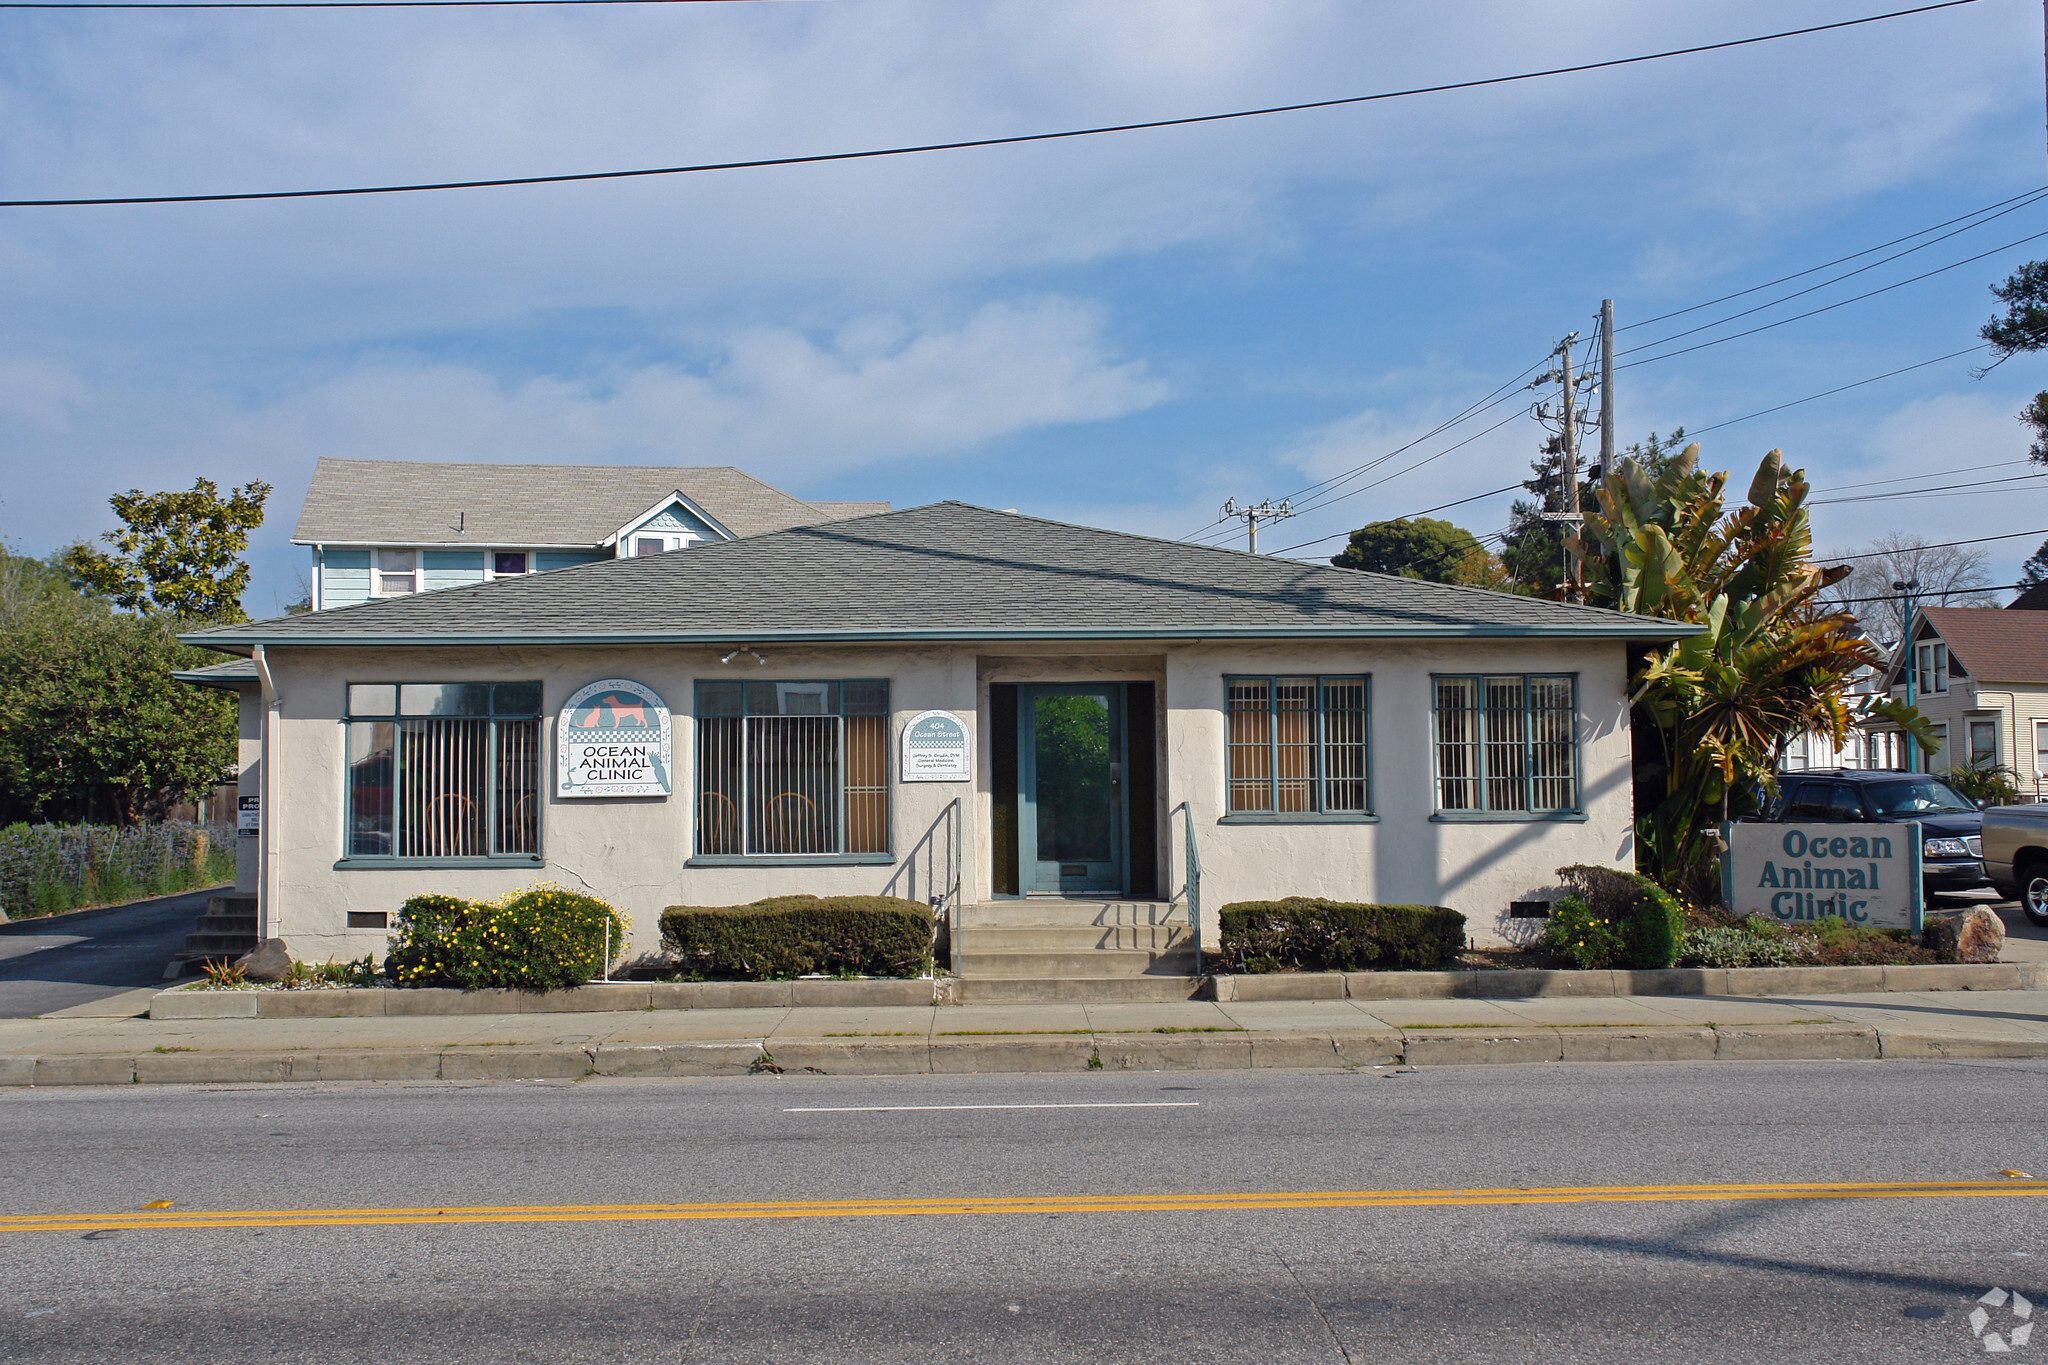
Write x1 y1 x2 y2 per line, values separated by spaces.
148 978 941 1020
146 961 2046 1021
13 1022 2039 1086
1216 962 2045 1003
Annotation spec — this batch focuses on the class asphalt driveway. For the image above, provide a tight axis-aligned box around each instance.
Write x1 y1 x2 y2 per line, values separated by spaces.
0 888 216 1019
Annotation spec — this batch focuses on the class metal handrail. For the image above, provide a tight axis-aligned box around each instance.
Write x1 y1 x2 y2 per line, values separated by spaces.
1174 801 1202 978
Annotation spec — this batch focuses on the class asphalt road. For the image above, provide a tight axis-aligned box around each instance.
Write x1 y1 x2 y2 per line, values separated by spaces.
0 888 213 1018
1 1062 2044 1363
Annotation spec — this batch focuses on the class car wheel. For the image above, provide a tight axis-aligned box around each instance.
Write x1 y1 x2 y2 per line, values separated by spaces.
2023 865 2048 928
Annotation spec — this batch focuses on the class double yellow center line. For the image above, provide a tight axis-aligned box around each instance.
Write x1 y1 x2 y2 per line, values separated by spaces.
4 1180 2044 1233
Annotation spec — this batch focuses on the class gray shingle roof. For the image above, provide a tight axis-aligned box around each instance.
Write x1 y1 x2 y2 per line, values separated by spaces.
170 657 259 689
192 502 1701 649
291 458 886 546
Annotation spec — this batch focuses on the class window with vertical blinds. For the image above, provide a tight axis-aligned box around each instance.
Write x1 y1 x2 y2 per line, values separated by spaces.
695 680 890 858
344 682 543 860
1224 675 1370 817
1432 674 1576 814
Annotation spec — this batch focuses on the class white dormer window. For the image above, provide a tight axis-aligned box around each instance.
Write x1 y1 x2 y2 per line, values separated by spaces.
375 549 417 596
632 534 695 556
1915 641 1948 695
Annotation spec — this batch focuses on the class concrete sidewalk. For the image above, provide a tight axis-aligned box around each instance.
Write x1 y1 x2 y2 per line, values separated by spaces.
2 987 2045 1085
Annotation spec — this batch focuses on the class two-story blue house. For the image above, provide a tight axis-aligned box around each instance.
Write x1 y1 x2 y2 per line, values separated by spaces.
293 458 888 610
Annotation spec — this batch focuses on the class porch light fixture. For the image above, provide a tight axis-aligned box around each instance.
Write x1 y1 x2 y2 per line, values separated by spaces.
718 647 767 665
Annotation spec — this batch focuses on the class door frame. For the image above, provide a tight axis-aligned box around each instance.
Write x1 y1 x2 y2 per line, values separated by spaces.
1017 683 1128 896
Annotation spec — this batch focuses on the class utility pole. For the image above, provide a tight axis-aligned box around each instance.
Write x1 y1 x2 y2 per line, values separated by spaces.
1599 298 1615 478
1894 578 1919 772
1529 331 1592 602
1220 498 1292 554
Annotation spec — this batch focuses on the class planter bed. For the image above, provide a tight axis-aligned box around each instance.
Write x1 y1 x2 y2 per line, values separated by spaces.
1213 962 2045 1002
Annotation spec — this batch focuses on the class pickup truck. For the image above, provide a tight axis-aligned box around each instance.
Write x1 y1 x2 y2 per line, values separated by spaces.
1977 803 2048 926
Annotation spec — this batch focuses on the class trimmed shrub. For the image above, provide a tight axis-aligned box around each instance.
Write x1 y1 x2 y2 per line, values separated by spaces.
658 895 932 980
1544 864 1685 970
386 884 625 990
1808 915 1936 967
1677 920 1804 969
1218 899 1465 974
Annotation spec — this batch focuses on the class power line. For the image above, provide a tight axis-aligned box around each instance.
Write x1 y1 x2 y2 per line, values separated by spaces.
2 0 767 6
1616 227 2048 369
1616 185 2048 333
1811 472 2048 506
1618 191 2048 356
0 0 1985 207
1810 456 2032 493
1829 527 2048 561
1687 344 1991 435
1271 483 1525 556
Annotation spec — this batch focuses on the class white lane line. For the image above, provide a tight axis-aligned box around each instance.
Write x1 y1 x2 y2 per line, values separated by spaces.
783 1102 1201 1113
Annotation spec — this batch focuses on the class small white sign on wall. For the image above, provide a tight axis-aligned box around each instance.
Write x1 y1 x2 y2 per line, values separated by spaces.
557 679 672 798
237 795 260 835
901 710 970 782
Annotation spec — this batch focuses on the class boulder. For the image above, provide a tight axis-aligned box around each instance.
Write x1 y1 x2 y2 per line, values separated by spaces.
235 939 293 983
1953 905 2006 965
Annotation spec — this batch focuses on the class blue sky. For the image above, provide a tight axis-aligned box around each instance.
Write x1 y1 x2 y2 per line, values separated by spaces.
1 0 2044 614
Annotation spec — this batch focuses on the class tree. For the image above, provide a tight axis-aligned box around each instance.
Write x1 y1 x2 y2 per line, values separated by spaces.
2020 537 2048 590
1815 531 1999 647
1500 428 1687 595
1567 443 1935 897
1982 259 2048 463
0 547 237 825
1330 517 1486 582
63 478 270 623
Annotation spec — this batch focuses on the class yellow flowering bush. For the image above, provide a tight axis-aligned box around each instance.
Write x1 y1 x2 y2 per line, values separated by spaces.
387 884 625 990
1540 894 1627 970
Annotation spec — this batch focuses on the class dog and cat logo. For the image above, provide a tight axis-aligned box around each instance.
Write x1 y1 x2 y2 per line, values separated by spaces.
558 679 671 797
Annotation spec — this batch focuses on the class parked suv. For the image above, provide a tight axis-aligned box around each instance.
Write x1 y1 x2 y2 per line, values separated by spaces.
1765 769 1988 897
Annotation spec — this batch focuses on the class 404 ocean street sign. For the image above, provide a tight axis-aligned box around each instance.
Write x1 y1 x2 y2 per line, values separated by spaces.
558 679 672 799
1720 820 1923 932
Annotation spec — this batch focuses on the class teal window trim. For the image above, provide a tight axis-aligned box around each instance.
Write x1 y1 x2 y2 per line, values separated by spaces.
343 680 544 865
1430 672 1580 816
693 678 893 861
335 856 545 870
1223 674 1372 818
684 854 896 868
1429 812 1588 825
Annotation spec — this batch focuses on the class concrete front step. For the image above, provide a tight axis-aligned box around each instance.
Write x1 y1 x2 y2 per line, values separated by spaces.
957 900 1184 928
181 934 259 955
956 949 1197 978
190 914 258 934
964 925 1192 952
948 975 1210 1003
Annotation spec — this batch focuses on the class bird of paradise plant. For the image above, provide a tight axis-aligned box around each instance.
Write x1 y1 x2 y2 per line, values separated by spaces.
1566 444 1935 899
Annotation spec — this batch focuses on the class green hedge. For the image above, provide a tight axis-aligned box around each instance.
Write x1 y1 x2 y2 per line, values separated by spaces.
386 884 625 990
1217 899 1465 974
658 895 932 980
1541 865 1685 970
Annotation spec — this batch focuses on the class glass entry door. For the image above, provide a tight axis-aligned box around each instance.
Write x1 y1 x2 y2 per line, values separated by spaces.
1019 685 1125 895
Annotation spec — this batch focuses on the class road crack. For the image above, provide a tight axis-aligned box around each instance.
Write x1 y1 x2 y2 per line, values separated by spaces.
1273 1248 1354 1365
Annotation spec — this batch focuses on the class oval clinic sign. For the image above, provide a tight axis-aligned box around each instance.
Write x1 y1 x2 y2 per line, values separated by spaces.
1723 821 1922 931
557 679 672 798
901 710 970 782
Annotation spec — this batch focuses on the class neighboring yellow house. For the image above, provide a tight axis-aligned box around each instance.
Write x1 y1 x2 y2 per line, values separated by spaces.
1868 605 2048 794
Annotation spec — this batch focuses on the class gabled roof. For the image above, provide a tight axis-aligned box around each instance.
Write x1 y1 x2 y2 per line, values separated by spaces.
1915 606 2048 684
290 458 885 547
191 502 1702 650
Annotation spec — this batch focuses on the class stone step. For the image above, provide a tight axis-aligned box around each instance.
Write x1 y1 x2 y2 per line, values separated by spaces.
182 932 259 954
955 948 1197 978
190 914 258 934
957 900 1184 928
206 894 257 916
961 925 1192 951
948 976 1210 1004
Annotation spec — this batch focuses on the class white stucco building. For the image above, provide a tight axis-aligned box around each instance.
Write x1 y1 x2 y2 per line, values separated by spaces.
179 503 1693 974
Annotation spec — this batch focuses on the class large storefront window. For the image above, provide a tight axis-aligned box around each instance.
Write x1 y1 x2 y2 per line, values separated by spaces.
345 682 542 859
1224 676 1370 817
1433 674 1577 814
695 680 890 858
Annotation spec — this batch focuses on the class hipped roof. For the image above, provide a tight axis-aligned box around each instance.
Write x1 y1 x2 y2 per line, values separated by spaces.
190 502 1702 652
291 458 888 547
